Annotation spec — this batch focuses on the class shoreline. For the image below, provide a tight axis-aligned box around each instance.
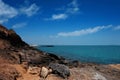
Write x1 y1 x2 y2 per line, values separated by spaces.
0 25 120 80
38 48 120 65
1 47 120 80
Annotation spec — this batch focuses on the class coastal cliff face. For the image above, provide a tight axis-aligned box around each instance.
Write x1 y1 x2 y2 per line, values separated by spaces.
0 24 28 49
0 25 120 80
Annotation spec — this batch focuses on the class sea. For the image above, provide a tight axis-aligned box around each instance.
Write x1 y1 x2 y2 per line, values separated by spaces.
36 45 120 64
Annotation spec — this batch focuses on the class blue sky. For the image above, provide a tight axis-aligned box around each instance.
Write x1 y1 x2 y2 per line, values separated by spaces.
0 0 120 45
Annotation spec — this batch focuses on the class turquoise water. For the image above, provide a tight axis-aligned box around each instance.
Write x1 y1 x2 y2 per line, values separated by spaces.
37 45 120 64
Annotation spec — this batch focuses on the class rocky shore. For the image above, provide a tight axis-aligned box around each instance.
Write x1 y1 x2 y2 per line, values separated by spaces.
0 24 120 80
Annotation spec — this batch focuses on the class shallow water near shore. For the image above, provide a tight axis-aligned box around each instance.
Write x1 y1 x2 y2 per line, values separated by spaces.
37 45 120 64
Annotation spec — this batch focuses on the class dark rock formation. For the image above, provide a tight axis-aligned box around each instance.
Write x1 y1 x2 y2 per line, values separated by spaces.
0 24 28 49
48 63 70 78
0 24 67 66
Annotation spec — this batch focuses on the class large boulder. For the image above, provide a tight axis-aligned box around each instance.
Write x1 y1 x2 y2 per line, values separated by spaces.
40 67 49 78
48 63 70 78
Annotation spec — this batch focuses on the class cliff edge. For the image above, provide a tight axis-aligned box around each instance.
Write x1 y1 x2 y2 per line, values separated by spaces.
0 24 28 49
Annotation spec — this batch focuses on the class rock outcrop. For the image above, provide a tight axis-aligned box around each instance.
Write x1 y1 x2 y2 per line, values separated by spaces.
0 24 28 49
49 63 70 79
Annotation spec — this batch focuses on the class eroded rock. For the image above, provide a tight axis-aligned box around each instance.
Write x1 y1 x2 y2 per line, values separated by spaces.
0 24 30 51
40 67 49 78
49 63 70 78
27 66 40 75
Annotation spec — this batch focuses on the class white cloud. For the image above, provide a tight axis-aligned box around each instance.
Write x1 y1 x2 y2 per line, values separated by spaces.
45 0 79 21
114 25 120 30
45 13 68 20
12 23 27 29
56 25 112 37
0 0 39 23
66 0 79 14
52 14 67 20
20 3 39 17
0 0 18 23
